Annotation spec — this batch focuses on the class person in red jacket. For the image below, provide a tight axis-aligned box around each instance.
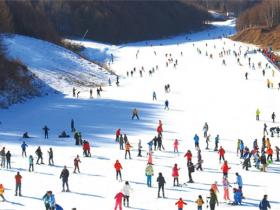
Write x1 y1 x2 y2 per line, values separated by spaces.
157 120 163 137
15 171 22 196
266 148 273 162
82 141 91 157
116 128 121 142
175 197 187 210
218 146 225 163
184 150 192 164
114 160 122 181
221 160 231 177
73 155 81 173
174 139 179 154
172 163 180 186
114 191 124 210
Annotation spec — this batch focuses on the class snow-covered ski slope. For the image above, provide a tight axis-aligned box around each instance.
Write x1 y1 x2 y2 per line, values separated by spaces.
3 34 112 93
0 19 280 210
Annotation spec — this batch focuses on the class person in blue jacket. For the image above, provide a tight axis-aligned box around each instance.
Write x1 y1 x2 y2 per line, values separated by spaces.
55 204 64 210
194 134 199 149
48 191 56 210
259 194 271 210
21 141 28 157
233 188 242 205
235 173 243 195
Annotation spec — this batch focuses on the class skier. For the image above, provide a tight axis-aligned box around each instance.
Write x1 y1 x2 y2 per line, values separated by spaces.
147 151 153 165
164 100 169 110
259 194 271 210
28 155 34 172
196 149 203 171
275 146 280 161
203 122 209 138
0 184 6 201
122 181 133 207
124 142 132 159
21 141 28 157
42 125 50 139
48 148 54 166
5 151 11 169
145 163 154 187
42 191 50 210
206 135 210 150
214 135 220 151
222 177 231 201
152 91 157 100
157 172 166 198
0 147 5 168
15 172 22 196
195 195 204 210
115 128 121 142
137 140 142 157
235 173 243 197
218 146 225 163
73 155 81 173
175 198 187 210
271 112 276 123
264 123 268 135
114 191 124 210
114 160 122 181
256 108 260 121
187 161 195 183
221 161 231 177
119 134 124 150
194 134 199 149
157 120 163 137
89 89 93 98
131 108 140 120
72 87 76 97
211 181 219 195
184 150 192 164
245 72 248 80
233 188 242 205
35 146 44 164
174 139 179 154
172 164 180 186
208 189 218 210
60 166 70 192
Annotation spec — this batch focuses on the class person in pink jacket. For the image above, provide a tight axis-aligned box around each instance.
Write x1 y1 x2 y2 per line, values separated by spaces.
172 163 180 186
147 152 153 164
114 192 124 210
174 139 179 154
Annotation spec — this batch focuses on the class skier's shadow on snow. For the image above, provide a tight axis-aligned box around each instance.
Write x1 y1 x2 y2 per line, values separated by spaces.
92 155 110 160
126 207 150 210
5 201 24 206
246 197 280 205
21 195 42 200
69 191 104 199
9 168 54 176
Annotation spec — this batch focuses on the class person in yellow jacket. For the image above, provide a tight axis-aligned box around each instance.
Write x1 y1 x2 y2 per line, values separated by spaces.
256 109 260 121
195 195 204 210
0 184 6 201
125 142 132 159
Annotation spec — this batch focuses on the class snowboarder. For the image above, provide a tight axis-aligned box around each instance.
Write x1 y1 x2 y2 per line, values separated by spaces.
157 172 166 198
122 181 133 207
172 164 180 186
131 108 139 120
48 148 54 166
175 198 187 210
114 160 122 181
28 155 34 172
73 155 81 173
21 141 28 157
42 126 50 139
60 166 70 192
114 192 124 210
35 146 44 164
145 163 154 187
15 172 22 196
259 194 271 210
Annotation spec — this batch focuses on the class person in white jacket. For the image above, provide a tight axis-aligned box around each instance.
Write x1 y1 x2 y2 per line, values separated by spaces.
122 181 133 207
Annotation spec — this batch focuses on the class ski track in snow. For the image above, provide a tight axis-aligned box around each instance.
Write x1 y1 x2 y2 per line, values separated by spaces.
0 19 280 210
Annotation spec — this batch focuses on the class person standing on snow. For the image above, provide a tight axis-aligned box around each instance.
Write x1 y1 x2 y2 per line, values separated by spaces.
256 109 261 121
264 123 268 135
114 191 124 210
15 172 22 196
0 184 6 201
5 151 11 169
184 150 192 164
73 155 81 173
174 139 179 154
131 108 140 120
221 161 231 178
35 146 44 164
164 100 169 110
21 141 28 157
187 161 195 183
0 147 5 168
28 155 34 172
48 148 54 166
71 119 75 132
42 191 50 210
60 166 70 192
196 149 203 171
42 125 50 139
195 195 204 210
208 189 218 210
175 197 187 210
122 181 133 207
153 91 157 101
259 194 271 210
157 172 166 198
214 135 220 151
203 122 209 138
235 173 243 197
157 120 163 137
137 140 142 157
145 163 154 187
222 177 231 201
272 112 276 123
172 164 180 186
125 142 132 159
114 160 123 181
218 146 225 163
194 134 200 149
206 134 211 150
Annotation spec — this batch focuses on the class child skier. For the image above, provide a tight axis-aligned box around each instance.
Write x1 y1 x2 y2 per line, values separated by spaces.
175 198 187 210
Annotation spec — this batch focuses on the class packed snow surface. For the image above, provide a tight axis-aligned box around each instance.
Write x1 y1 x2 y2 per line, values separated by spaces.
0 20 280 210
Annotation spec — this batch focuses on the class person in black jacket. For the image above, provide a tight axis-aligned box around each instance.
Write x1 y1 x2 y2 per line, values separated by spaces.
6 151 11 169
35 146 44 164
156 172 166 198
187 161 195 183
60 166 70 192
42 126 50 139
259 194 271 210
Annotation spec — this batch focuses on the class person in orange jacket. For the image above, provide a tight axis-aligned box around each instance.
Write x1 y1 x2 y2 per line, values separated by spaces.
175 197 187 210
0 183 6 201
221 161 231 177
114 191 124 210
114 160 123 181
125 142 132 159
266 147 273 162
